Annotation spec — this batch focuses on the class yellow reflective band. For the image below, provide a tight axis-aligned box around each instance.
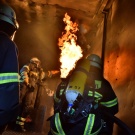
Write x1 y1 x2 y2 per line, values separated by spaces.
88 90 93 96
54 93 60 103
84 114 103 135
55 113 65 135
100 98 118 107
95 80 102 89
91 121 102 135
16 121 24 125
60 89 64 95
19 80 23 82
88 91 102 98
84 114 95 135
0 73 19 84
17 116 26 121
51 128 59 135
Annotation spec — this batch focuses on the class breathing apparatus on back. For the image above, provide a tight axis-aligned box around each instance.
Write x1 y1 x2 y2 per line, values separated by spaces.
64 54 102 115
65 58 90 113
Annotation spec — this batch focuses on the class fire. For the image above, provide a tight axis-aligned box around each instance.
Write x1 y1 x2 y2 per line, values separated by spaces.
58 13 83 78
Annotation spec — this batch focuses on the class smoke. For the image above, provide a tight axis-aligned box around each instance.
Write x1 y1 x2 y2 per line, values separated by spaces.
4 0 94 69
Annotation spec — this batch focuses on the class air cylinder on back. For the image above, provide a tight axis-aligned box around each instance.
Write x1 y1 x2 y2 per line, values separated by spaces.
65 58 90 112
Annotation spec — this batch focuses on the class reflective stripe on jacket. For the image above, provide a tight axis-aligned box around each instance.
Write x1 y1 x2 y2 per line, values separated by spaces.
51 113 101 135
88 90 118 108
0 73 19 84
84 114 102 135
100 97 118 107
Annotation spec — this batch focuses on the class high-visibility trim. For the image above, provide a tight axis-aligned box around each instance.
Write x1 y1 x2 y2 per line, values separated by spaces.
84 114 95 135
51 128 59 135
88 91 102 98
21 76 28 79
17 116 26 121
90 121 102 135
95 80 102 89
16 121 24 125
100 98 118 107
54 93 60 103
0 73 19 84
84 114 102 135
19 80 23 82
55 113 65 135
60 89 64 95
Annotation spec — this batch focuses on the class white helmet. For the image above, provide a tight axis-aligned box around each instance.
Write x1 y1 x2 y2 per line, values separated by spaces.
30 57 41 65
0 4 19 30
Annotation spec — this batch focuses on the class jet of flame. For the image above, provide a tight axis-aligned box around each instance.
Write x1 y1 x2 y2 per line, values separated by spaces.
58 13 83 78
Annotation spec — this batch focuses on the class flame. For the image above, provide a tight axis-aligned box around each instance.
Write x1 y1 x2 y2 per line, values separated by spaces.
58 13 83 78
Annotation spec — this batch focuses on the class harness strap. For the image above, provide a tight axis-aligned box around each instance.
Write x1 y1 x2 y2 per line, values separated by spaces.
51 128 59 135
84 114 95 135
84 114 102 135
100 97 118 107
55 113 65 135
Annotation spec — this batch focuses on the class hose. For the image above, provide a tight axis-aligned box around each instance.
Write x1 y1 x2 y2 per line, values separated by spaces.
102 111 135 135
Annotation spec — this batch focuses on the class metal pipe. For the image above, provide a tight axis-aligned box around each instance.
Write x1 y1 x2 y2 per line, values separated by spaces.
101 10 108 75
101 0 115 75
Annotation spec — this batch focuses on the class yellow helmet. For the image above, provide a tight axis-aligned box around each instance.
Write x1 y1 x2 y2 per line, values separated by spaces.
0 4 19 30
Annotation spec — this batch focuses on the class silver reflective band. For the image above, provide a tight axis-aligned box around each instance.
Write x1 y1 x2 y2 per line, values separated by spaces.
0 73 19 84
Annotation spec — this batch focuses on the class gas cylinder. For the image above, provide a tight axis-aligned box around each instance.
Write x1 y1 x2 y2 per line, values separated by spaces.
65 58 90 112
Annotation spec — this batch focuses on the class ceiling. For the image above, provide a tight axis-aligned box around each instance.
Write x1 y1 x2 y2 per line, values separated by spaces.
3 0 114 68
5 0 111 33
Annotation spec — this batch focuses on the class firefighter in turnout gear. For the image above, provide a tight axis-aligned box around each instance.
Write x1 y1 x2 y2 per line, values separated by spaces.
0 3 20 134
48 54 118 135
14 57 59 132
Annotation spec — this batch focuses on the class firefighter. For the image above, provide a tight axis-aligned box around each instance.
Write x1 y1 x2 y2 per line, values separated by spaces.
0 3 20 134
14 57 59 132
48 54 118 135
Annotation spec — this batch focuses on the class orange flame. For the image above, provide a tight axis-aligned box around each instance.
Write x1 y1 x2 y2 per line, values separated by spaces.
58 13 83 78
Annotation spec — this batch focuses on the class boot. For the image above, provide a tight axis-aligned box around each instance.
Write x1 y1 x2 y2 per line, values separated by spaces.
14 116 26 132
14 124 26 132
25 115 34 131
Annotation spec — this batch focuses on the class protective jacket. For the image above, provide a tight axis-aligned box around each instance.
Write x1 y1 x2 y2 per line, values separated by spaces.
0 31 20 126
20 64 51 110
16 63 54 130
49 76 118 135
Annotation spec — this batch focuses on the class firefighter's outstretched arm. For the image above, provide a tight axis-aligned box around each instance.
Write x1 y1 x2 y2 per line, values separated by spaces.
20 65 30 85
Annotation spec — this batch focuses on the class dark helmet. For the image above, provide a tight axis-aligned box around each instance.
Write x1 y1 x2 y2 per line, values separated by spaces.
86 54 102 69
0 4 19 30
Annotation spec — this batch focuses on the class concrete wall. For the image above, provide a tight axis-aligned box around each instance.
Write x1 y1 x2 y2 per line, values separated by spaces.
92 0 135 134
